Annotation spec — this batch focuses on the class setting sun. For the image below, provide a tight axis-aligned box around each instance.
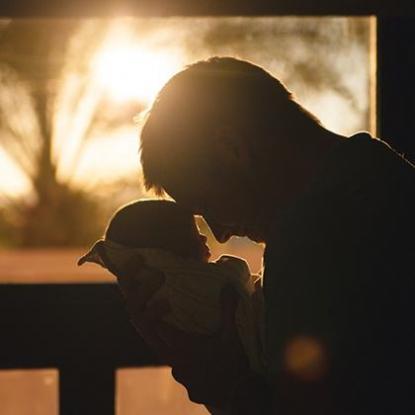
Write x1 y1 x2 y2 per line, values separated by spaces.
93 42 183 104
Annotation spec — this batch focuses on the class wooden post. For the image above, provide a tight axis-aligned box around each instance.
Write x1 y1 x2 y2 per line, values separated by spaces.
59 364 115 415
377 17 415 163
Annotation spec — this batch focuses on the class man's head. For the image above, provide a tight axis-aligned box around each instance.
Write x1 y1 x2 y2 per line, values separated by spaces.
140 57 333 243
105 200 210 261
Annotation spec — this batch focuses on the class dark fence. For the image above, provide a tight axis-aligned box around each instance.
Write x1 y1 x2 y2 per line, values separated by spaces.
0 284 158 415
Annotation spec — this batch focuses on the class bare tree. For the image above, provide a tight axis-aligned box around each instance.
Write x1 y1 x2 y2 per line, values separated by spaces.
0 20 143 246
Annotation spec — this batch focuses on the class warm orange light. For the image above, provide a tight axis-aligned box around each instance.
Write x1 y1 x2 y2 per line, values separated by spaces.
92 41 182 104
284 336 327 381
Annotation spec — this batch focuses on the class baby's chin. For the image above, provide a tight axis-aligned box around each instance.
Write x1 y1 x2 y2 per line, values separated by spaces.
201 246 211 262
193 249 211 263
202 252 211 262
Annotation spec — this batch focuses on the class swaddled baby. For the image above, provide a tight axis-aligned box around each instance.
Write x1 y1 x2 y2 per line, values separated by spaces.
78 199 265 373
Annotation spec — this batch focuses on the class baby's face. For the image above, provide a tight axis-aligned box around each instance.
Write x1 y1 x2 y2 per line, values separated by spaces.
195 232 211 262
186 220 211 262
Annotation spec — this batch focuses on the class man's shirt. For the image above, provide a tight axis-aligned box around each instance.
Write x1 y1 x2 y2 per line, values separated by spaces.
264 132 415 414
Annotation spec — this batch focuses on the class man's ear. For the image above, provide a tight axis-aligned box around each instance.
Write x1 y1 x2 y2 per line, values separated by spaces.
212 125 252 168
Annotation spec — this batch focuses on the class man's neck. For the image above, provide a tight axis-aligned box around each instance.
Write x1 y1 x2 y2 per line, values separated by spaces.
257 127 344 241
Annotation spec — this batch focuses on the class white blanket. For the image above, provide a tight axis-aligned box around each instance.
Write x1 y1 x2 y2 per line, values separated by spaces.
79 240 266 373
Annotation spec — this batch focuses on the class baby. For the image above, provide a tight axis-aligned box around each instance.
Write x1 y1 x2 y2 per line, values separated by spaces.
78 199 265 374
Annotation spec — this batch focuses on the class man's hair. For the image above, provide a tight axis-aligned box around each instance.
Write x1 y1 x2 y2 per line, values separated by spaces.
140 56 320 196
105 199 197 257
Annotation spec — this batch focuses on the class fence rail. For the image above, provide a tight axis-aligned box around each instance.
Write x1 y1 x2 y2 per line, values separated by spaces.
0 284 159 415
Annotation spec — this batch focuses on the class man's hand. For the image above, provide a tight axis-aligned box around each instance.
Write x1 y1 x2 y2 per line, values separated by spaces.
163 285 252 408
115 265 169 345
115 269 252 409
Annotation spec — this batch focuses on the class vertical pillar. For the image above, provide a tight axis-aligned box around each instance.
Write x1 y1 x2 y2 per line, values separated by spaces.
377 17 415 163
59 363 115 415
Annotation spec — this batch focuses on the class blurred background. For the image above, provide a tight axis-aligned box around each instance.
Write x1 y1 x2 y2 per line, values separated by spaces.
0 16 374 414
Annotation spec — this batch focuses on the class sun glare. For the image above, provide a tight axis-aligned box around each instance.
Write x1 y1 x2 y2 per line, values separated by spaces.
93 43 182 104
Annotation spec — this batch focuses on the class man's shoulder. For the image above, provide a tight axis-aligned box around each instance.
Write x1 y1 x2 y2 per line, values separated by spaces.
328 132 415 183
305 132 414 215
327 132 415 223
265 132 415 266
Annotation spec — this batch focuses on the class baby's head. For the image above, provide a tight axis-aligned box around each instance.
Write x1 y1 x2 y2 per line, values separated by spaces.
105 199 210 262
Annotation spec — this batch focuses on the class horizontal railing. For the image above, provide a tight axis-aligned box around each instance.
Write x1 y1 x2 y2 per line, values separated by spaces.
0 283 159 415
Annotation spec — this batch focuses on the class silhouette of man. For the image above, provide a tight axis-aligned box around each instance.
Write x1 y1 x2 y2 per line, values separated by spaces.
117 57 415 414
